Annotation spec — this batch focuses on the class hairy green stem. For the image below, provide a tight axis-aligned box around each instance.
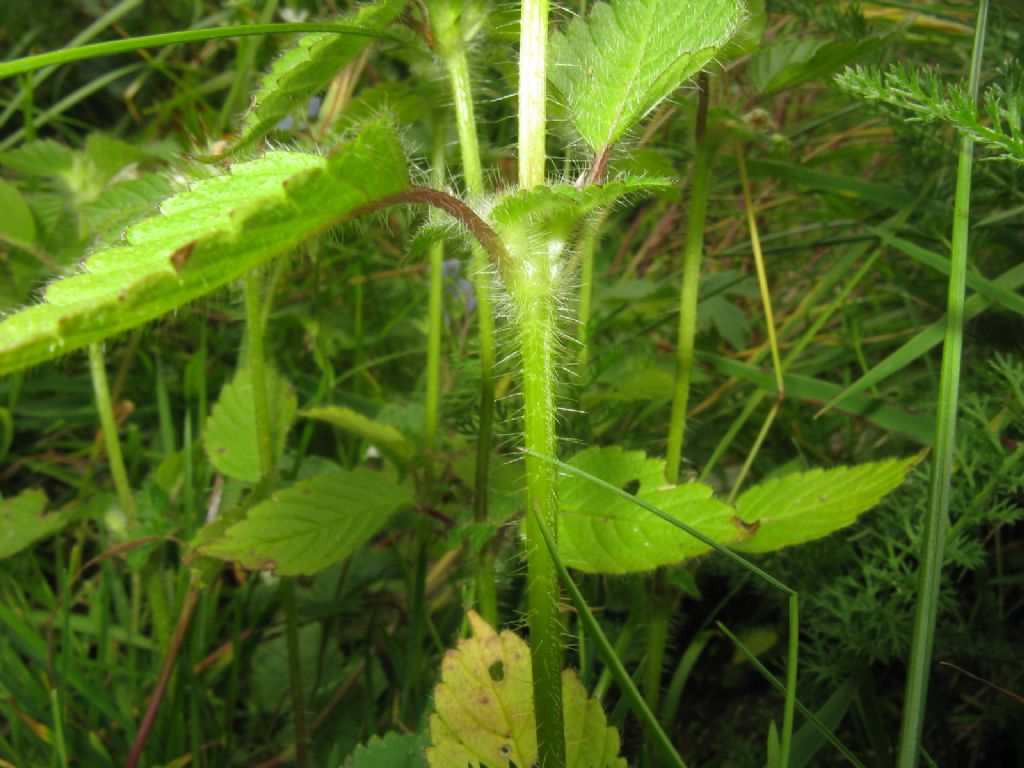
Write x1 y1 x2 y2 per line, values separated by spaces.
519 281 565 767
666 75 712 483
534 512 686 768
896 2 988 765
88 343 136 523
515 1 564 763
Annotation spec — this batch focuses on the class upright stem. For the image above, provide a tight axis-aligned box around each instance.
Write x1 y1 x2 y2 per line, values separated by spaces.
516 1 564 764
424 131 446 485
244 272 272 477
666 74 712 483
518 0 548 189
520 286 565 768
896 2 988 765
88 343 136 523
438 22 499 622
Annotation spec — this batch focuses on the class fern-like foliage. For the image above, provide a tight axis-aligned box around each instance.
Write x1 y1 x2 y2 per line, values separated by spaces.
836 62 1024 164
0 120 410 376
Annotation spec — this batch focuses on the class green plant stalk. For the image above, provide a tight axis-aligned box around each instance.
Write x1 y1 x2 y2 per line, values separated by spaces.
88 343 136 523
244 272 273 477
534 512 687 768
519 286 565 768
518 0 548 190
516 1 565 764
896 1 988 764
666 76 712 483
439 25 499 623
424 133 446 485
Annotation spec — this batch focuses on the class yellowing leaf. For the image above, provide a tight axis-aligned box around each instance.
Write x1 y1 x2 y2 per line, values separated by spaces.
427 611 626 768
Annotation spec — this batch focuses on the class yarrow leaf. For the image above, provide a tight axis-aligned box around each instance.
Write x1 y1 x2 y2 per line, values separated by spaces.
548 0 745 154
427 611 627 768
0 119 410 376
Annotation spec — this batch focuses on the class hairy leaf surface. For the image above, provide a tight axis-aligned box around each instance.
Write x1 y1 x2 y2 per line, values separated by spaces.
199 468 412 574
427 611 626 768
733 456 921 553
236 0 408 150
557 446 743 573
0 120 409 376
548 0 744 153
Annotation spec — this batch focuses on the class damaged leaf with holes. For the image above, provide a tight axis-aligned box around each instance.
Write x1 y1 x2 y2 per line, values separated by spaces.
427 612 626 768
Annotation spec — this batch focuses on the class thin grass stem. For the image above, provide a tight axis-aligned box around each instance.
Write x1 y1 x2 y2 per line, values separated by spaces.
896 2 989 765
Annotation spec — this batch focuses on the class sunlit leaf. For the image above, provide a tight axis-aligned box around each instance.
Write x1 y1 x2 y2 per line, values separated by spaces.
549 0 744 153
557 446 745 574
733 455 921 553
0 119 409 376
236 0 408 151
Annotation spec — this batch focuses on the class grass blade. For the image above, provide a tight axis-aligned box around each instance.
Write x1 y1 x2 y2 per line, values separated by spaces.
896 1 989 764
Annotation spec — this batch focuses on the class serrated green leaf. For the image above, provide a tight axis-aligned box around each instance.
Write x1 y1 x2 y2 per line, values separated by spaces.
749 36 885 96
0 119 409 376
488 178 669 236
427 611 627 768
732 456 920 553
0 489 69 559
0 178 36 245
0 139 75 177
199 468 412 575
301 405 415 462
346 731 429 768
205 367 297 482
548 0 744 153
79 174 173 243
558 446 745 574
236 0 408 150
